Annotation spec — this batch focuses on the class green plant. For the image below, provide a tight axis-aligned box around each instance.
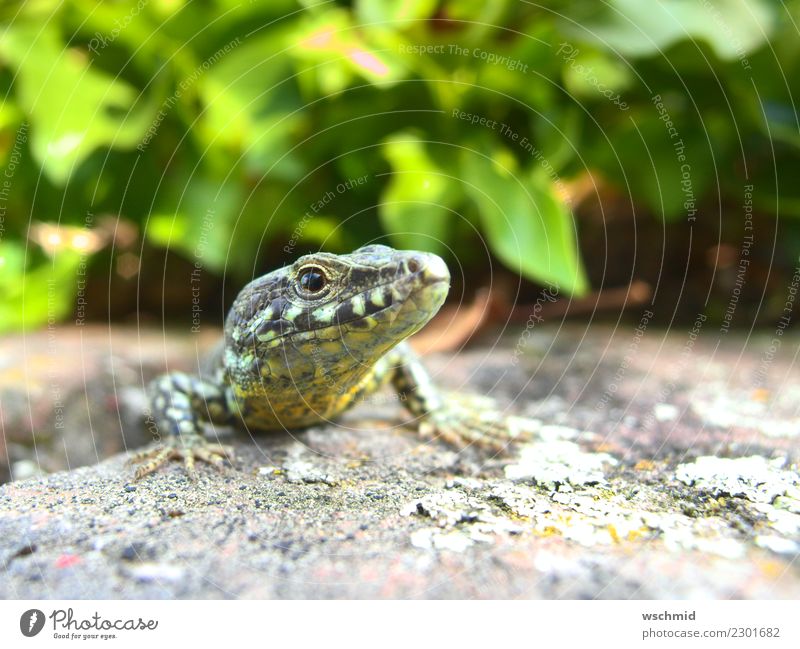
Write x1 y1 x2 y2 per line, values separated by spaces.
0 0 795 330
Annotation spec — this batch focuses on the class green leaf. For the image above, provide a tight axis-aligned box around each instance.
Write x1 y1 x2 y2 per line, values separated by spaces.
379 132 457 255
570 0 775 60
0 23 156 184
0 242 82 332
461 150 588 295
290 8 406 93
561 49 632 104
0 101 23 132
197 27 304 175
354 0 438 24
146 174 243 273
533 104 583 173
292 216 346 250
587 109 714 221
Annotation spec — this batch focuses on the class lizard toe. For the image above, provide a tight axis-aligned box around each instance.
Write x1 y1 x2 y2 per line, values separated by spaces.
129 439 234 480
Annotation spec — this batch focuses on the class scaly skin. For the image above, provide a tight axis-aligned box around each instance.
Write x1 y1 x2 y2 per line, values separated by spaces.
130 245 526 479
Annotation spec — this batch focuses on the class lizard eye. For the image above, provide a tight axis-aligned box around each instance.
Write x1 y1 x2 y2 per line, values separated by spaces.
298 266 328 294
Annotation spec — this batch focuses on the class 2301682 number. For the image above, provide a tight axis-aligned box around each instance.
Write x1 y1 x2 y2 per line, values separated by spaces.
729 627 780 638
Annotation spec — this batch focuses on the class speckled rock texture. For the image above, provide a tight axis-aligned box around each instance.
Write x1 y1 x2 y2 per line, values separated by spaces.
1 324 798 598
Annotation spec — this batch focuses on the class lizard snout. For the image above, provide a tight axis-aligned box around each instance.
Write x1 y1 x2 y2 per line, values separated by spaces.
400 252 450 287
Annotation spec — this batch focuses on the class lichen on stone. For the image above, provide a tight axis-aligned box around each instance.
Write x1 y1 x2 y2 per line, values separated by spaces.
504 440 617 488
675 456 800 503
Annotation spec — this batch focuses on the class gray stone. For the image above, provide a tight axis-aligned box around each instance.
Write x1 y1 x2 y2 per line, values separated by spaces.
1 325 799 599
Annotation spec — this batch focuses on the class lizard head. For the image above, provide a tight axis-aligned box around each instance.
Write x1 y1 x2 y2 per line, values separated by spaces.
226 244 450 383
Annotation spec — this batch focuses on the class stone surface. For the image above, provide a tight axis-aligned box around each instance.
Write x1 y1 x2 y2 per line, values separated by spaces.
0 323 799 599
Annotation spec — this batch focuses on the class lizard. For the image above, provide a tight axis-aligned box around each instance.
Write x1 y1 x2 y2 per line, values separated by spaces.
130 244 527 479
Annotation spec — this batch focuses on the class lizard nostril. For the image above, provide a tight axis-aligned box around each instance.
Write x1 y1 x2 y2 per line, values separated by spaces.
407 258 421 274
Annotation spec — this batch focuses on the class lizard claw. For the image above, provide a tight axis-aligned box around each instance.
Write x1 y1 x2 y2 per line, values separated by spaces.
128 439 235 480
418 394 535 453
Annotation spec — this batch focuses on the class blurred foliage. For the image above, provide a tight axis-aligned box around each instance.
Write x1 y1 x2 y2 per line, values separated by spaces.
0 0 797 331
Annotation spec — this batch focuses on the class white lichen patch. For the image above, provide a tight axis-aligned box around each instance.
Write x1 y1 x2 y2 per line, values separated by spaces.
402 453 799 558
754 535 800 555
675 456 800 503
498 486 655 548
406 483 651 551
752 504 800 537
402 490 524 552
674 456 800 556
489 483 540 518
691 386 800 438
537 424 581 441
774 495 800 514
404 479 775 559
506 416 543 438
281 460 337 486
504 441 617 488
654 403 679 422
122 562 186 583
401 490 479 526
641 512 747 559
402 490 521 533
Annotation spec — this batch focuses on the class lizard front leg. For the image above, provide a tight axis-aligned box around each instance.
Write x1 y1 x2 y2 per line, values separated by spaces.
379 342 532 451
129 372 236 479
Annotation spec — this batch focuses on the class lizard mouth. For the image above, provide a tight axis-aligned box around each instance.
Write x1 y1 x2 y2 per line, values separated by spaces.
385 253 450 333
413 253 450 287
